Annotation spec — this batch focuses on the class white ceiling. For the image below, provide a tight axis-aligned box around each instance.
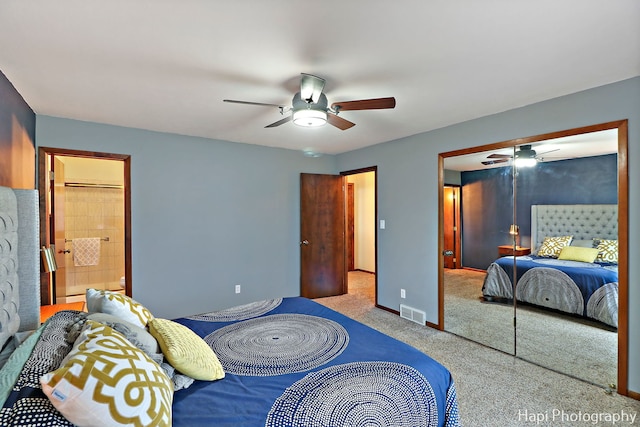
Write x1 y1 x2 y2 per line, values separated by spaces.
1 1 638 156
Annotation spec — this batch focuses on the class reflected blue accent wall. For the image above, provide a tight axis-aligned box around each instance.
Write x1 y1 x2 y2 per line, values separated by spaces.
461 153 618 269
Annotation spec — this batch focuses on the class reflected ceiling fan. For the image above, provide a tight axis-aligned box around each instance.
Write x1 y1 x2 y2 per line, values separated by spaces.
481 145 560 166
223 73 396 130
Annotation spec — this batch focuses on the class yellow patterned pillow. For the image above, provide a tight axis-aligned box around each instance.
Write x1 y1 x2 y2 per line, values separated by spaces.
149 318 225 381
86 288 154 328
558 246 599 263
594 239 618 263
537 235 573 258
41 321 172 427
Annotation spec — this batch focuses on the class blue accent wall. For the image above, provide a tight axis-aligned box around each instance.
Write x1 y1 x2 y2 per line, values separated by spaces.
461 153 618 269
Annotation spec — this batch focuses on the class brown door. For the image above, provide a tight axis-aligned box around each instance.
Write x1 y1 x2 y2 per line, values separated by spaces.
347 183 355 271
443 186 461 269
52 157 67 302
300 173 346 298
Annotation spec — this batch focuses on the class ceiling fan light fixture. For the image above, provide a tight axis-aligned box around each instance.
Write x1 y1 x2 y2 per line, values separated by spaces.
514 157 537 167
292 108 327 127
513 146 537 167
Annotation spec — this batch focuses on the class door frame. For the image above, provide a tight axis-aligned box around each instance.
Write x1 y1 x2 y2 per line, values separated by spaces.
37 147 132 304
340 166 378 306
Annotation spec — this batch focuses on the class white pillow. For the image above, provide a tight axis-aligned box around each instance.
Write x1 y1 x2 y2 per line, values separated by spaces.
41 320 172 427
86 288 154 328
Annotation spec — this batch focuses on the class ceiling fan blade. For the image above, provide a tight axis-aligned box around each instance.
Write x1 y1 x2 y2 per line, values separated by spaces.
300 74 325 104
487 153 512 159
331 97 396 111
265 115 292 128
481 158 509 165
537 148 560 156
224 99 284 108
327 113 356 130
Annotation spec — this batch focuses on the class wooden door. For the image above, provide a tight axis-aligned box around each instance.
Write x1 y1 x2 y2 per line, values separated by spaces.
443 186 461 269
347 183 354 271
300 173 346 298
52 157 66 302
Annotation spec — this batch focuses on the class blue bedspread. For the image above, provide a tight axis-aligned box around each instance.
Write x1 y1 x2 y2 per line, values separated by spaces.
173 297 460 427
0 298 460 426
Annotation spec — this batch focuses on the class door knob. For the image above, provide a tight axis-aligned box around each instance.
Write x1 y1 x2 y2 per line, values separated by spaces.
300 240 309 246
59 249 71 254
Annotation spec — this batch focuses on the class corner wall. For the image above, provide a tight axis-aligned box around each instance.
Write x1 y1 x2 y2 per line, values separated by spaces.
0 70 35 188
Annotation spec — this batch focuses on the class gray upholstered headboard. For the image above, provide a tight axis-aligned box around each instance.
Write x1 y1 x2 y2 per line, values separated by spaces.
531 204 618 252
0 186 41 349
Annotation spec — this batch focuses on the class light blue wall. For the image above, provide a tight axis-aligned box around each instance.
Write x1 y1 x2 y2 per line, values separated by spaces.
36 76 639 394
336 76 639 393
35 117 337 318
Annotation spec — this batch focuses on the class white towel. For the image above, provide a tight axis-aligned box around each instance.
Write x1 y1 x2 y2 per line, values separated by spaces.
73 237 101 266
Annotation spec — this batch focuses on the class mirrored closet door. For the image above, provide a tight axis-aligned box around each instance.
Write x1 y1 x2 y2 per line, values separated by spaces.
440 122 627 390
512 134 620 388
442 150 515 355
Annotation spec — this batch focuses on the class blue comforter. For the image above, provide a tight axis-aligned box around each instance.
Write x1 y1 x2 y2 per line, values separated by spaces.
173 297 460 426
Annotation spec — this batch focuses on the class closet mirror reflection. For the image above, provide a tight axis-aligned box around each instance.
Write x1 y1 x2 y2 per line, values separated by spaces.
440 122 626 389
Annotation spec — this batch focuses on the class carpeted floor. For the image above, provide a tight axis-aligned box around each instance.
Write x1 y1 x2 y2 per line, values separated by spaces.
443 268 617 388
315 271 639 427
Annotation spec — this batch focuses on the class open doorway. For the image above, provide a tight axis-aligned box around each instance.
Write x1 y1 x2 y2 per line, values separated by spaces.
38 147 131 306
342 167 377 305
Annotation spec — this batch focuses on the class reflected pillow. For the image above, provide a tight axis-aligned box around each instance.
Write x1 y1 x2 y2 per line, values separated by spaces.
537 235 573 258
593 239 618 263
558 246 599 263
86 289 154 328
570 239 595 248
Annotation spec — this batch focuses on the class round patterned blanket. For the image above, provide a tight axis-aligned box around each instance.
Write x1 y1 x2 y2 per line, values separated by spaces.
204 313 349 376
186 298 282 322
266 361 439 427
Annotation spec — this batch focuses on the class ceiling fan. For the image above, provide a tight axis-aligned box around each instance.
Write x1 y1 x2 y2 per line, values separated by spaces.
481 145 560 166
223 73 396 130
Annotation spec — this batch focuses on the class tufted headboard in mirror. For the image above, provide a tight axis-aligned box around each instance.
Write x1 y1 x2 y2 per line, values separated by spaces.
530 204 618 253
0 186 40 350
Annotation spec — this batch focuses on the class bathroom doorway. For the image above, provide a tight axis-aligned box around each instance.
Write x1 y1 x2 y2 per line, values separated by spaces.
38 147 131 305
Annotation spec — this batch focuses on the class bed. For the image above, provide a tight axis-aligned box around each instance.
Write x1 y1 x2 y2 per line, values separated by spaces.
482 204 619 328
0 185 460 427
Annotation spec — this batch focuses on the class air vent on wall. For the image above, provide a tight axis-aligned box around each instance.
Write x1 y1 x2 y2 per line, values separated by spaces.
399 304 426 325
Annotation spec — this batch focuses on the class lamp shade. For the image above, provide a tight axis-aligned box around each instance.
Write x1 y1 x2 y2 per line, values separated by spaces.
509 224 519 235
